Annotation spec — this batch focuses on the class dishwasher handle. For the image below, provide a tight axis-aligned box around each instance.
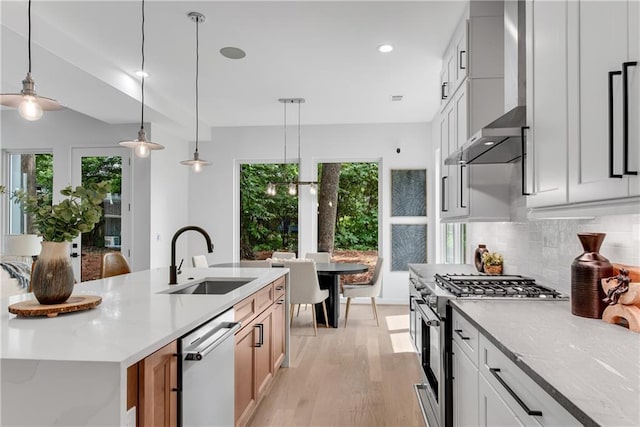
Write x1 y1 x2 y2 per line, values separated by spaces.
184 322 241 361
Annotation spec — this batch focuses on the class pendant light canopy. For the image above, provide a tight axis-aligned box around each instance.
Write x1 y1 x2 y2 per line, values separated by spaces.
180 11 211 173
0 0 64 121
119 0 164 158
266 98 317 196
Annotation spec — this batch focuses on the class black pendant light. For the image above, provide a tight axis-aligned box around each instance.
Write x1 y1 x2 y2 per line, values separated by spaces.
0 0 65 121
180 11 211 173
119 0 164 158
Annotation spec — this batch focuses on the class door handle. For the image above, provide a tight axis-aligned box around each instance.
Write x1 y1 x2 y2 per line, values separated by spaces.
70 252 80 258
622 61 638 175
441 176 448 212
441 82 448 100
459 164 467 208
521 126 533 195
609 70 623 178
255 323 264 348
489 368 543 416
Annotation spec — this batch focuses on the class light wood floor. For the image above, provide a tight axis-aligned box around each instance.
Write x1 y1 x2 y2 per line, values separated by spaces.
249 303 425 427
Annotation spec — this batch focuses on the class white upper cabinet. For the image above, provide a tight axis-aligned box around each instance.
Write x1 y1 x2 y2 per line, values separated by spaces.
524 0 569 208
527 0 640 211
568 0 638 202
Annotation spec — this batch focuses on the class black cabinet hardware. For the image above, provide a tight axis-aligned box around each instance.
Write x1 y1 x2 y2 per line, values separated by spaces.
441 176 448 212
521 126 533 195
255 324 264 348
622 61 638 175
459 50 466 70
454 329 470 340
441 82 448 100
459 164 467 208
609 70 623 178
489 368 543 416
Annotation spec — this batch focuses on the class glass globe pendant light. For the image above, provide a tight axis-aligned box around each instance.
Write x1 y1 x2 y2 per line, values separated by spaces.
180 12 211 173
119 0 164 158
0 0 65 121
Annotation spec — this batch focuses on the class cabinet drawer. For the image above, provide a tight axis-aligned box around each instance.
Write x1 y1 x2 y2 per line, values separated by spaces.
452 308 479 367
272 276 286 300
234 296 256 325
255 283 274 314
479 335 580 426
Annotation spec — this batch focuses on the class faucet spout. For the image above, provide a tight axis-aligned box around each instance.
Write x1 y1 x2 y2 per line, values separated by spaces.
169 226 214 284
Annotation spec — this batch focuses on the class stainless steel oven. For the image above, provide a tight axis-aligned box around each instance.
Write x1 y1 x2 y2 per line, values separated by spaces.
414 302 443 427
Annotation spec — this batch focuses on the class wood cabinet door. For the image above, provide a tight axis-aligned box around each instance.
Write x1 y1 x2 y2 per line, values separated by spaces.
452 341 479 427
235 323 257 427
254 309 273 398
569 0 630 202
525 0 570 208
272 298 286 373
138 341 178 427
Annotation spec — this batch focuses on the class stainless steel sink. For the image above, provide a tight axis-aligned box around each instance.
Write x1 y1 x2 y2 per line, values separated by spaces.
168 278 255 295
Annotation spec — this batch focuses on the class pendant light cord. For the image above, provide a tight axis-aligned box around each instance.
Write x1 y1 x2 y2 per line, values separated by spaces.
27 0 32 73
297 100 301 165
140 0 146 129
194 17 200 154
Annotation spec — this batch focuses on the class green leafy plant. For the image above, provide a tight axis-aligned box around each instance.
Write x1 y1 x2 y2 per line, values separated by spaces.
13 182 109 242
482 251 504 266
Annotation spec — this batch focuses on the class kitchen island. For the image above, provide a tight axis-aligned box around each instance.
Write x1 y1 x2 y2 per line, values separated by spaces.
451 299 640 426
0 266 289 426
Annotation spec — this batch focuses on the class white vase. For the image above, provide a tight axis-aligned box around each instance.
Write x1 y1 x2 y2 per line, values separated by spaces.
31 241 75 304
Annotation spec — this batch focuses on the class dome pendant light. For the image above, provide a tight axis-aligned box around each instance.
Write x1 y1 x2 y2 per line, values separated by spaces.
180 11 211 173
0 0 65 121
119 0 164 158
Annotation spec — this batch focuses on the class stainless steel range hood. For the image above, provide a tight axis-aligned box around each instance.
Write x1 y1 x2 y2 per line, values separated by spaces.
445 0 525 166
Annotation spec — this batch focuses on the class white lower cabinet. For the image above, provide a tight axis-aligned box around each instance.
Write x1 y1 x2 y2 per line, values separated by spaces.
452 340 478 427
478 373 526 427
451 307 581 427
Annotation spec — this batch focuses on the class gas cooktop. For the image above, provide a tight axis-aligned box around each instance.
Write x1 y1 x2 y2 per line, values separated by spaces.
433 273 565 299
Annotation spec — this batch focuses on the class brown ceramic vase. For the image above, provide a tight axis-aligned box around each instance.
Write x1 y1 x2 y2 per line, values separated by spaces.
31 241 75 305
571 233 613 318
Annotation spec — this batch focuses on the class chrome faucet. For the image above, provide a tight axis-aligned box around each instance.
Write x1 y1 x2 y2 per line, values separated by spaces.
170 226 214 284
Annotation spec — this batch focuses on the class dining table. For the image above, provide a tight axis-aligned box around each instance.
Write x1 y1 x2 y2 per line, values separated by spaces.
209 261 369 328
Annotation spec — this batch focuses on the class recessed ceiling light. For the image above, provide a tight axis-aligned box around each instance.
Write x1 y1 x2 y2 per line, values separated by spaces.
135 70 149 78
378 44 393 53
220 47 246 59
484 141 495 146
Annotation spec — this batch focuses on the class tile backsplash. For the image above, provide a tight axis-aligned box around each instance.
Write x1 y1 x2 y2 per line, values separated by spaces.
466 214 640 295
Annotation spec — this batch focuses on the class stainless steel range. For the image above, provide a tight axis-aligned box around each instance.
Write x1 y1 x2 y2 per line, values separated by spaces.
409 271 567 427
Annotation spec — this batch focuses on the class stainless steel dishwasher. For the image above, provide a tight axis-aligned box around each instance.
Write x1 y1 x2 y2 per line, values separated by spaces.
180 308 240 427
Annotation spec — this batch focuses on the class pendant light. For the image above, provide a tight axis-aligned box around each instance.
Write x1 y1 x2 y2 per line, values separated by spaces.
180 11 211 173
119 0 164 158
266 98 317 196
0 0 64 121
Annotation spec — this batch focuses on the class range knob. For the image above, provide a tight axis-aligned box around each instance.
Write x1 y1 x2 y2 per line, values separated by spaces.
427 295 438 308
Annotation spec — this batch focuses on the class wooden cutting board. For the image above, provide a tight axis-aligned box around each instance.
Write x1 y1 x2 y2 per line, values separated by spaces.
8 295 102 318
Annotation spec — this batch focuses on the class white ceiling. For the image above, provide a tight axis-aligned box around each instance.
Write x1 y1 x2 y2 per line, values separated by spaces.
1 1 466 135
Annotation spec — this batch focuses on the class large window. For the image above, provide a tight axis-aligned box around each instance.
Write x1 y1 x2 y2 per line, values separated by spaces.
240 163 299 259
6 152 53 234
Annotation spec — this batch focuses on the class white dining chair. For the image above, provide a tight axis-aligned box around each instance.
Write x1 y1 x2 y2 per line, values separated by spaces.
272 251 296 260
284 260 329 336
342 257 383 327
304 252 331 263
239 260 272 268
192 255 208 268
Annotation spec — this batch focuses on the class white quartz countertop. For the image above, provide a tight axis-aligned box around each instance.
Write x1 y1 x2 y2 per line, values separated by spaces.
451 299 640 426
1 267 287 366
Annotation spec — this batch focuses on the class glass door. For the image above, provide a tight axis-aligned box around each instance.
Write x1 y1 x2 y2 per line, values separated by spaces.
72 148 130 282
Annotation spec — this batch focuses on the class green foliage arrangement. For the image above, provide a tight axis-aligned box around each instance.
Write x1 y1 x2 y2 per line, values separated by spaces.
13 182 109 242
482 251 504 266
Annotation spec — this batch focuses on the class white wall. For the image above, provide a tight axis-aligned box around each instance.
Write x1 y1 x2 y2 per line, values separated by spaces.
0 109 190 273
188 122 433 304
